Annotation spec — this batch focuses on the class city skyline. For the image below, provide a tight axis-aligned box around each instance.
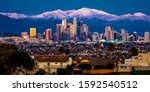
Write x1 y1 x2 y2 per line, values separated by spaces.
0 1 149 40
18 18 149 42
0 7 150 36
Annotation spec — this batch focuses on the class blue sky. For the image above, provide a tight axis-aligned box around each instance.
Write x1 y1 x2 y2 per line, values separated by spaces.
0 0 150 15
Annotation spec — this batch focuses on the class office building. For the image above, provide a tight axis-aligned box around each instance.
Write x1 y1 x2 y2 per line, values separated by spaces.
121 29 129 41
30 28 36 38
21 32 28 39
62 19 67 29
45 29 52 40
144 32 150 42
92 32 99 41
105 26 112 41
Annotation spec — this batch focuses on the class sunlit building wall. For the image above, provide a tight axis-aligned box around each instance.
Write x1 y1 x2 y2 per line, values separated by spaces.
30 28 36 38
73 18 77 34
45 29 52 40
110 30 115 41
105 26 111 41
62 19 67 29
70 25 76 40
21 32 28 39
144 32 150 42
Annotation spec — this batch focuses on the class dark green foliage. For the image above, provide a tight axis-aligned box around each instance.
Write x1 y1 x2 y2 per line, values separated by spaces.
94 65 105 70
131 47 138 56
7 51 34 70
66 64 75 74
131 71 150 75
78 64 92 70
94 63 114 69
0 44 17 62
94 44 99 48
0 44 34 75
57 68 69 75
58 47 64 54
65 49 71 55
105 63 115 69
35 69 47 75
108 43 115 51
108 43 115 59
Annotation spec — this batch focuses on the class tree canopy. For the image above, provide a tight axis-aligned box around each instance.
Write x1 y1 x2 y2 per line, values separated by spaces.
0 44 34 75
131 47 138 56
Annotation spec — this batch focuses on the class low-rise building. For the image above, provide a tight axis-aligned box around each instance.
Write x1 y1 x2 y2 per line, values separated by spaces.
33 55 72 74
125 52 150 66
117 52 150 73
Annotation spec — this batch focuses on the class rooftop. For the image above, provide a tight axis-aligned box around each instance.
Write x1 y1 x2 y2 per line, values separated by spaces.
34 55 67 62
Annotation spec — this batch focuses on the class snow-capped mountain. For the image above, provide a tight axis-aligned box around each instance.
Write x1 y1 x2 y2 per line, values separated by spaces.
68 8 115 17
0 7 150 21
119 12 150 21
0 7 150 36
30 7 117 20
133 12 147 17
30 9 69 19
0 13 28 19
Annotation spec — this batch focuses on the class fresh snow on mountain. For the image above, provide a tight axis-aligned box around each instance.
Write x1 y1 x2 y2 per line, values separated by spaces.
30 9 67 19
0 13 27 19
133 12 146 17
30 7 114 19
68 7 112 17
0 8 150 21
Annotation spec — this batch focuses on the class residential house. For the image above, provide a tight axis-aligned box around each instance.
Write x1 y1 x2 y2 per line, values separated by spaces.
33 55 72 74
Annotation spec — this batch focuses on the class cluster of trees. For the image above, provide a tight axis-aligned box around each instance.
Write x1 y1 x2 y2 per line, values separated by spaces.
0 44 34 75
34 69 48 75
78 63 115 70
57 64 75 75
131 47 138 56
107 43 138 58
58 47 71 55
108 43 115 59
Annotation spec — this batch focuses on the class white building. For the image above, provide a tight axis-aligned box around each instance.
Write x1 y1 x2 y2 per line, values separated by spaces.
117 52 150 72
33 55 72 74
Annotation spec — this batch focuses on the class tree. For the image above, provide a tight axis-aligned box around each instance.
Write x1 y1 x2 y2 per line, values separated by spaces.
0 44 18 74
35 69 47 75
66 64 75 74
131 47 138 56
65 49 71 55
58 47 64 54
94 44 99 55
7 51 34 72
0 44 17 62
0 44 34 75
57 68 69 75
78 63 92 75
105 63 115 69
108 43 115 59
94 65 105 70
0 63 7 75
78 64 92 70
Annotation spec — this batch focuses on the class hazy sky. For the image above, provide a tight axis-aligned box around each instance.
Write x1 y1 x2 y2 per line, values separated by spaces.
0 0 150 15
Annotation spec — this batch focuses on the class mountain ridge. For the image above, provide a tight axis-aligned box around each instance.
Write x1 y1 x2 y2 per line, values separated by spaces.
0 7 150 21
0 8 150 36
